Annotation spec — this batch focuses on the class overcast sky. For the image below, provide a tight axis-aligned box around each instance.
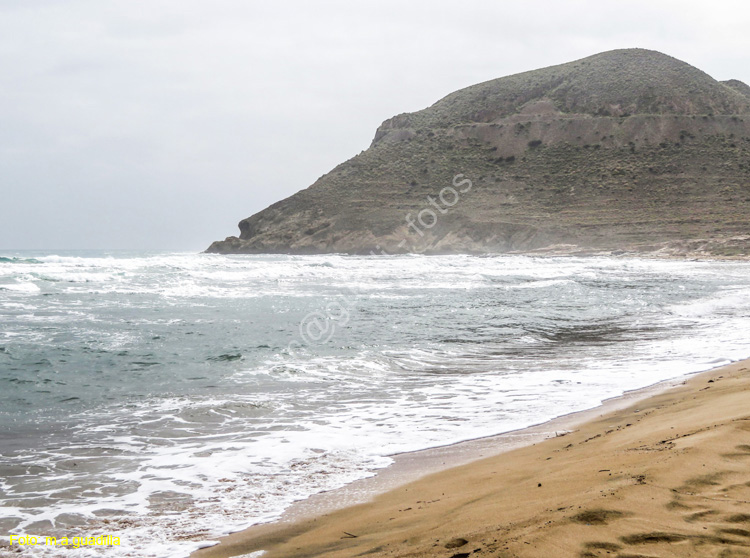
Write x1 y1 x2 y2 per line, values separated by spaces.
1 0 749 251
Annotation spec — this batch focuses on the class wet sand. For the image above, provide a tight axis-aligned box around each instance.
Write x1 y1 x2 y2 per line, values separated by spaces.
193 359 750 558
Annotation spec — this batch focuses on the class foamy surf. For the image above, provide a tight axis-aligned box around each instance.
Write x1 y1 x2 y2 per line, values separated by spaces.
1 251 750 557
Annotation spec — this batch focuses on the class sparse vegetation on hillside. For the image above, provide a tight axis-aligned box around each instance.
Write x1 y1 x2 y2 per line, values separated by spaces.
207 49 750 258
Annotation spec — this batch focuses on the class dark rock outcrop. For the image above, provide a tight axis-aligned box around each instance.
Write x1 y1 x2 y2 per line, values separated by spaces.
207 49 750 257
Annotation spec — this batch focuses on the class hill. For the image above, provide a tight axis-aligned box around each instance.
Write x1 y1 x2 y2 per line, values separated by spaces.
207 49 750 257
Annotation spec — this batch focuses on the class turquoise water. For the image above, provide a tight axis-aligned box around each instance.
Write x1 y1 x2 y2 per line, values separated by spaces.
1 251 749 557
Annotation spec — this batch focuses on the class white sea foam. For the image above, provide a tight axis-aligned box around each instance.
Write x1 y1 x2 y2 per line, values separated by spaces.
0 281 41 293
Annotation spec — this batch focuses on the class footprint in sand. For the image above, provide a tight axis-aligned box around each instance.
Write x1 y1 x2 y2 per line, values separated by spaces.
570 509 628 526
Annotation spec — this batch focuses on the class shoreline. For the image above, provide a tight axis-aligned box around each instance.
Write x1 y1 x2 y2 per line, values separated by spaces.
191 359 750 558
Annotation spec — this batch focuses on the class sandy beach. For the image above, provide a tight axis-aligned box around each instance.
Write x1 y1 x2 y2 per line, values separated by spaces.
193 359 750 558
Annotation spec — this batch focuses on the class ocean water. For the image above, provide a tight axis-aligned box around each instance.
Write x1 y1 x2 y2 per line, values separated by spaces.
1 251 750 557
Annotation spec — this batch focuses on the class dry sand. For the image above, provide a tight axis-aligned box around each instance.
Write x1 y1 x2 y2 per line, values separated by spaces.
193 359 750 558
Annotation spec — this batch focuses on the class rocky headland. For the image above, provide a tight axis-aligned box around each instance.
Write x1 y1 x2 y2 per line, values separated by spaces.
207 49 750 257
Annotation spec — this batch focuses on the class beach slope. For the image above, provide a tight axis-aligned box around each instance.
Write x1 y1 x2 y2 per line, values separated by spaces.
194 359 750 558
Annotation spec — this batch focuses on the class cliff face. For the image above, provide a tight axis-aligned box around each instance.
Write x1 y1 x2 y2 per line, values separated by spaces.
207 49 750 257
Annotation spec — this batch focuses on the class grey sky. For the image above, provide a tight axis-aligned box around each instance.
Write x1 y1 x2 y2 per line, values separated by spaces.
1 0 748 250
